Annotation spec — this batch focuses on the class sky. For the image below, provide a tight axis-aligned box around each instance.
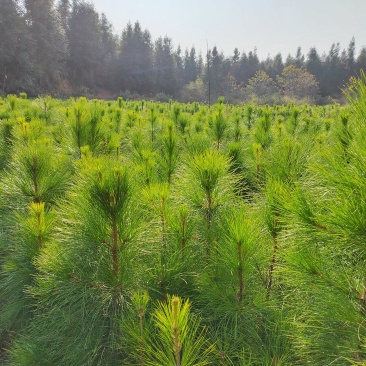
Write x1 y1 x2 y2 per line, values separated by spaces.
91 0 366 60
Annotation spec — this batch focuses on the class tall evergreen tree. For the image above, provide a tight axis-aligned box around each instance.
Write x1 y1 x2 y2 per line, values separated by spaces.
154 36 177 96
197 52 204 77
57 0 71 33
100 13 118 59
284 47 304 68
0 0 33 93
98 13 118 90
174 45 184 90
260 53 284 80
232 47 240 64
118 21 154 95
295 47 305 68
323 42 345 97
24 0 67 90
236 49 260 86
346 37 356 79
357 46 366 74
183 47 198 84
306 48 323 79
67 1 104 89
206 46 225 101
230 47 241 81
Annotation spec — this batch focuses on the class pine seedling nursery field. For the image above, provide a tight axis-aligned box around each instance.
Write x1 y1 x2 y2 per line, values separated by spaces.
1 73 366 365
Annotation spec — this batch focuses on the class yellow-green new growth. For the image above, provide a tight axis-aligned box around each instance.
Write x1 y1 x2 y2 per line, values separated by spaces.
148 295 214 366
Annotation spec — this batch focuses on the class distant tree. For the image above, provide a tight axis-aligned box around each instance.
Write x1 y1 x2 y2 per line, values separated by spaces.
357 46 366 74
220 74 245 104
0 0 33 93
24 0 67 90
232 48 240 64
180 77 206 103
230 48 241 81
236 49 260 85
154 36 177 96
346 37 356 79
67 1 104 89
57 0 71 33
306 48 323 79
174 45 184 90
295 47 305 68
207 46 222 100
274 53 285 75
98 13 118 89
205 46 225 101
197 52 204 76
245 70 280 104
277 65 320 104
322 42 345 97
118 21 154 94
285 47 304 68
285 53 295 67
222 54 233 80
183 47 199 84
260 53 284 79
100 14 118 59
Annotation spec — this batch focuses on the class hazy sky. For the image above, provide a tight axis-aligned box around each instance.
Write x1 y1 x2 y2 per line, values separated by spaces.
91 0 366 60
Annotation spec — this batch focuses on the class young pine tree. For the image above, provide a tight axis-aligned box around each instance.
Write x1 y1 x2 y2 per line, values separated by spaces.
9 156 143 365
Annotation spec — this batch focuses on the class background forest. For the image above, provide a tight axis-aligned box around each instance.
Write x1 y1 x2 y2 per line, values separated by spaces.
1 0 366 104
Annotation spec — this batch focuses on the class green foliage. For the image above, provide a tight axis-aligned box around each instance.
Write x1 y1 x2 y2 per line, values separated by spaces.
174 148 237 259
159 122 178 184
1 77 366 365
1 138 70 207
148 295 214 365
121 294 214 366
277 65 320 104
8 157 142 365
0 201 55 339
246 71 280 105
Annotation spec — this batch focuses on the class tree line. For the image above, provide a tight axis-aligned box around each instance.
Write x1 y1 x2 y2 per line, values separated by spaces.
1 0 366 103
